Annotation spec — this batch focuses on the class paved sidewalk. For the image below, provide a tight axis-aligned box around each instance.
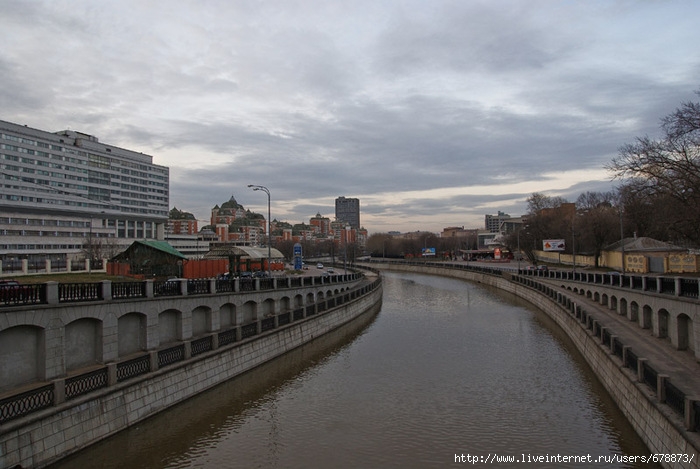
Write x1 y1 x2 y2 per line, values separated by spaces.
538 277 700 398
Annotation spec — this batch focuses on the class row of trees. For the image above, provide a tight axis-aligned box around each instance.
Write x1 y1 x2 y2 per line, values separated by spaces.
367 89 700 263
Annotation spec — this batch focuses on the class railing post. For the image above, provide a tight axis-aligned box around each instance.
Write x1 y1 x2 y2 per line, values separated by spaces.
46 281 59 305
53 378 66 405
107 362 118 386
685 397 699 431
179 279 188 296
101 280 112 301
637 358 647 383
657 374 669 403
622 345 630 367
149 350 159 372
674 277 682 297
209 278 217 293
656 277 662 293
145 279 154 298
183 342 192 360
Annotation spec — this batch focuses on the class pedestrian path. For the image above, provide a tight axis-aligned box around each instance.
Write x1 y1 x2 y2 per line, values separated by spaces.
539 277 700 397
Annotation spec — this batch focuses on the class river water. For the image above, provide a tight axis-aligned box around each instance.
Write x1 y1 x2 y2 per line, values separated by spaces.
50 271 658 468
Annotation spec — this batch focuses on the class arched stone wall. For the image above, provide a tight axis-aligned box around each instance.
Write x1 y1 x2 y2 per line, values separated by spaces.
239 301 257 324
159 309 182 345
65 318 102 371
0 325 44 392
118 312 146 357
642 305 652 330
657 309 669 339
220 303 235 328
261 298 275 316
192 306 212 337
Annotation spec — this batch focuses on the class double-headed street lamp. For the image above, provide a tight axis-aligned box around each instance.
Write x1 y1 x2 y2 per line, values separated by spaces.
247 184 271 277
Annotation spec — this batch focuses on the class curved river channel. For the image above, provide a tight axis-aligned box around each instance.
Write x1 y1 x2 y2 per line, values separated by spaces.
50 271 659 468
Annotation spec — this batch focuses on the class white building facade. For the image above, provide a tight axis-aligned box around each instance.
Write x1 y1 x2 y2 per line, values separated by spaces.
0 120 169 270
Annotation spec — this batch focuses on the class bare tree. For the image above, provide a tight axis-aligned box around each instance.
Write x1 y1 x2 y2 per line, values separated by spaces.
575 191 618 267
608 90 700 246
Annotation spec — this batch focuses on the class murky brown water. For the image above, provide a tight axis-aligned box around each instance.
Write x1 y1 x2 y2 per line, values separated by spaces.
49 272 657 468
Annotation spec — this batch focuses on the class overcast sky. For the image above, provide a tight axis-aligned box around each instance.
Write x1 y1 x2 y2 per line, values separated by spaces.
2 0 699 233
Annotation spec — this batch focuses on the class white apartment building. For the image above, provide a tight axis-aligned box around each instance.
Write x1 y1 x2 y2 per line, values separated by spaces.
0 120 169 268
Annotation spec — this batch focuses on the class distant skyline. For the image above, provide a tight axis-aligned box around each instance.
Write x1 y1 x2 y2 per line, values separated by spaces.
2 1 698 233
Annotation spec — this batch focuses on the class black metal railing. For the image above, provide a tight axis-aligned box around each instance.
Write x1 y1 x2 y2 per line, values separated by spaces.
0 383 54 423
679 278 699 298
241 322 257 339
664 380 686 416
66 368 108 398
0 283 45 306
187 279 210 295
261 317 275 332
158 344 185 368
153 280 182 297
111 282 146 299
59 282 102 302
218 328 237 347
191 336 213 356
0 272 365 308
117 355 151 382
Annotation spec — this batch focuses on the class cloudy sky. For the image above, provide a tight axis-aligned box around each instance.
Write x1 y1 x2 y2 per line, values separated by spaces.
2 0 699 233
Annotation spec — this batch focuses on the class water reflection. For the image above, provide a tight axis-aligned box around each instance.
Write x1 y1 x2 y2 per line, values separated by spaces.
49 272 657 468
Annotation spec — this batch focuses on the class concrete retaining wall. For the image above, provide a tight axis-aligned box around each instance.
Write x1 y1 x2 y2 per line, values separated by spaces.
0 284 383 468
372 262 700 469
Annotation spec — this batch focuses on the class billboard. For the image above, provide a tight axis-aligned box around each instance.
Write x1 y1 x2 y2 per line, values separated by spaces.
422 247 436 256
543 239 566 252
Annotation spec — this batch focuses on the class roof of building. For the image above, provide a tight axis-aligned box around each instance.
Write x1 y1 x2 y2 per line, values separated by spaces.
133 240 188 259
204 244 285 259
605 237 686 253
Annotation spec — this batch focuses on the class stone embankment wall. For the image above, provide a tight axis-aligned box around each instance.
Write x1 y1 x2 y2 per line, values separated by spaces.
0 280 382 468
370 262 699 469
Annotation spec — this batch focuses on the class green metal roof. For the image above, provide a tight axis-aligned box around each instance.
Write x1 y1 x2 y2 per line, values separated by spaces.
135 240 188 259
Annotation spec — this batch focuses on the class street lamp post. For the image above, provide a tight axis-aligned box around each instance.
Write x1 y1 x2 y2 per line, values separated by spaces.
517 228 521 273
247 184 271 277
88 216 93 274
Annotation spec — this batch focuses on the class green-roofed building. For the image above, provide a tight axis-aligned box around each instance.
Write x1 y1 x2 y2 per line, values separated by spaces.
112 240 187 278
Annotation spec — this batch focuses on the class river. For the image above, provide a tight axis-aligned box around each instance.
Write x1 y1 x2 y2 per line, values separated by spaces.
49 271 657 468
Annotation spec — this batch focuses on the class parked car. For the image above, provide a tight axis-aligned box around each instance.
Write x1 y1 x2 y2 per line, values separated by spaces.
327 268 335 273
0 280 33 300
0 280 23 289
317 263 324 269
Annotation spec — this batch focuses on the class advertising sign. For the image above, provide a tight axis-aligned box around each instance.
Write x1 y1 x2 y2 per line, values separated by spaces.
542 239 566 252
422 247 436 256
